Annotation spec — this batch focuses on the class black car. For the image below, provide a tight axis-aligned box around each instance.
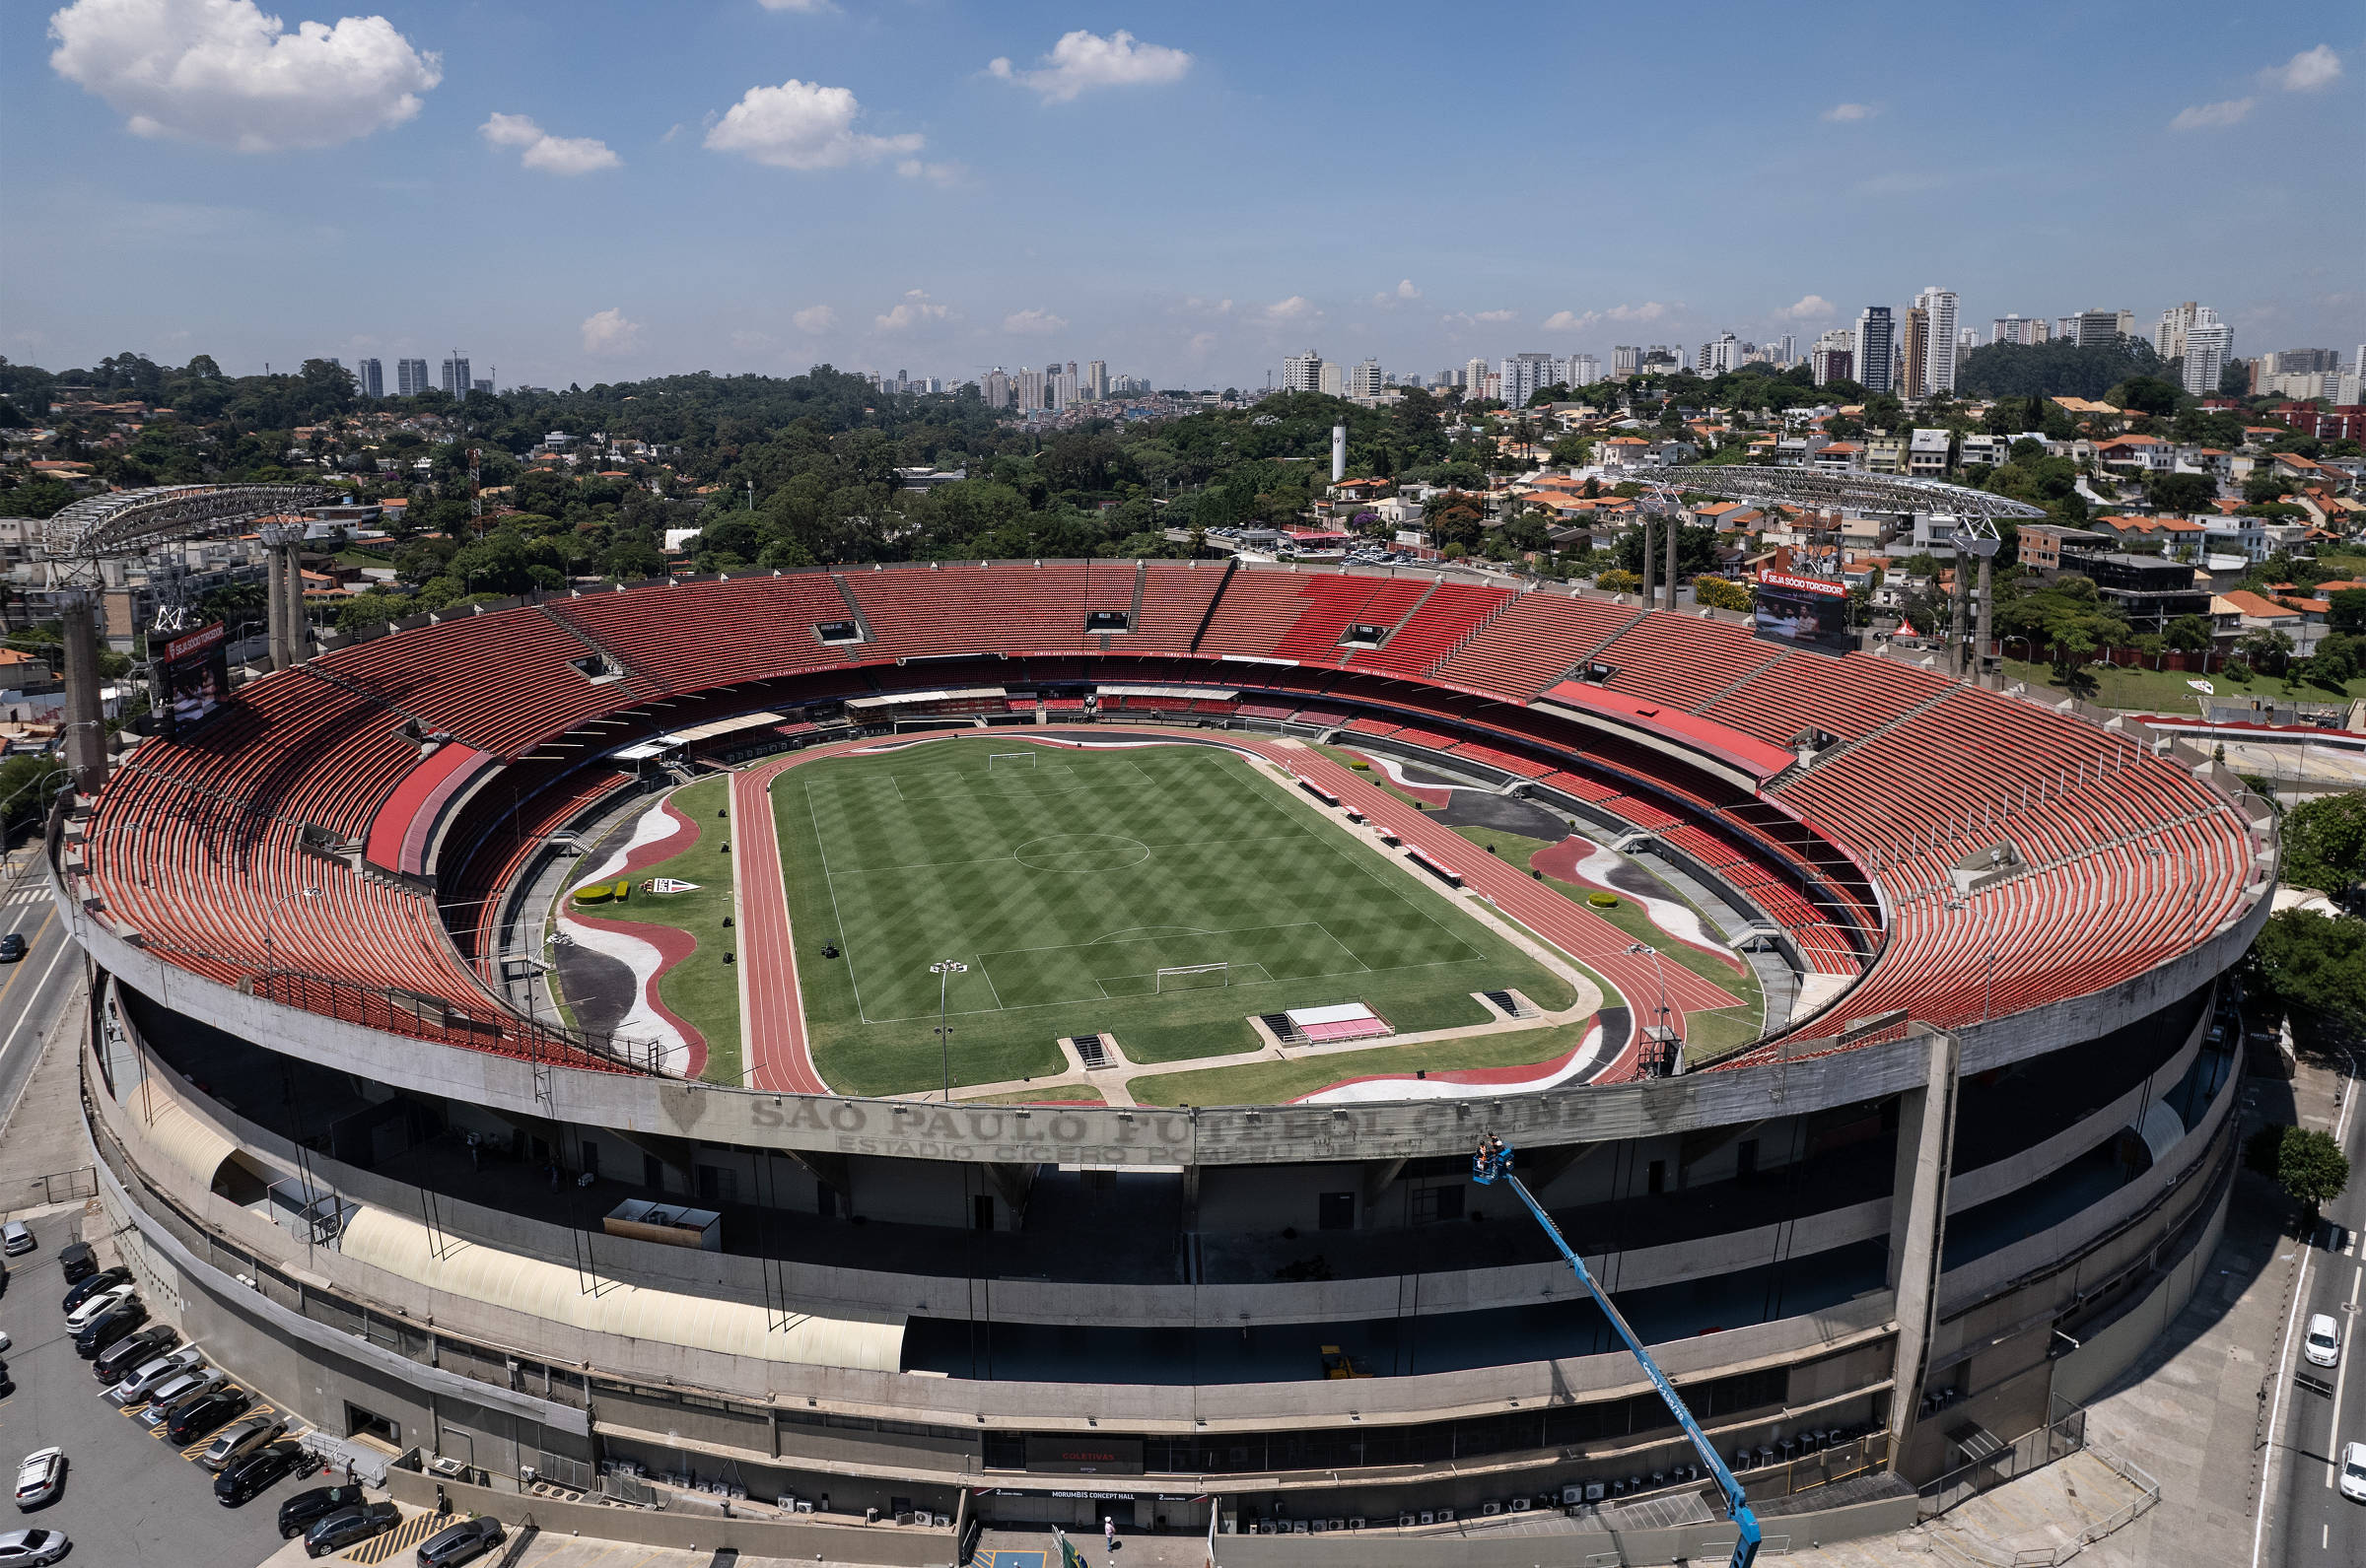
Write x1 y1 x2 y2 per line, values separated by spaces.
215 1443 305 1507
305 1501 399 1558
416 1515 506 1567
164 1387 251 1445
277 1485 368 1540
61 1266 132 1315
0 934 27 964
92 1326 177 1384
55 1244 94 1286
73 1299 147 1357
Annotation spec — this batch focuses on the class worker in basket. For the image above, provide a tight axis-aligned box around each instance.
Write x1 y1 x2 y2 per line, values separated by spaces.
1473 1132 1511 1184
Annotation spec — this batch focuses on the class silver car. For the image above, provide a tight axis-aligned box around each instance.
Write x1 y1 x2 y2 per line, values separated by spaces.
198 1415 286 1472
62 1284 134 1333
0 1529 70 1565
108 1346 204 1405
10 1451 62 1513
135 1369 228 1428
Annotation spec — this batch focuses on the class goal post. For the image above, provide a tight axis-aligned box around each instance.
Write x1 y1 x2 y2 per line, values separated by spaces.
987 751 1037 769
1155 961 1230 992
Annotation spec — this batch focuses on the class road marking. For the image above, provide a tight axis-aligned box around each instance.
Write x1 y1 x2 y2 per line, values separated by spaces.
0 906 61 1051
2256 1229 2315 1568
2337 1264 2364 1490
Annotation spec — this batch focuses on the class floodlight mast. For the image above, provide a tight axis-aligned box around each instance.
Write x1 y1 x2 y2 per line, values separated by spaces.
1476 1144 1761 1568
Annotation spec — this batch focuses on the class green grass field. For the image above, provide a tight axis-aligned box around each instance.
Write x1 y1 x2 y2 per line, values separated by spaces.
773 739 1578 1096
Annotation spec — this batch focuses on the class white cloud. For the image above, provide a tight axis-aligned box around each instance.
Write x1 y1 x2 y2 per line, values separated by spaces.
1185 331 1218 359
2170 97 2254 131
1262 296 1318 323
47 0 441 152
1003 308 1068 335
757 0 834 11
2262 43 2341 92
1472 308 1517 323
874 290 950 332
988 30 1191 103
1541 310 1585 331
1396 279 1421 300
480 112 619 175
581 308 642 357
1371 278 1423 307
791 305 837 333
895 157 963 186
705 79 922 170
1820 102 1876 122
1179 296 1234 315
1777 294 1835 319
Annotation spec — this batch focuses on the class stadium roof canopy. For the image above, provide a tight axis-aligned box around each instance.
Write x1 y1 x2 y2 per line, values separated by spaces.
1625 465 2048 522
41 482 330 560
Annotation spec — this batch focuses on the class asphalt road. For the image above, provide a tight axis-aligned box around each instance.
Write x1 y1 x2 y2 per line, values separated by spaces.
0 870 82 1177
2262 1049 2366 1567
0 1212 301 1568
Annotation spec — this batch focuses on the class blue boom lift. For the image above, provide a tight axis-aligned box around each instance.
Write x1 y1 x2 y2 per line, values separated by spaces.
1475 1137 1762 1568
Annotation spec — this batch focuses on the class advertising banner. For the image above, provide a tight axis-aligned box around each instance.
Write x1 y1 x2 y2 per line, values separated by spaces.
153 620 231 738
1752 570 1854 656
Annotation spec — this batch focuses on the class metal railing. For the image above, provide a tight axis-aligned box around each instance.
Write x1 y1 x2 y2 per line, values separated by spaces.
1917 1397 2086 1522
24 1166 98 1205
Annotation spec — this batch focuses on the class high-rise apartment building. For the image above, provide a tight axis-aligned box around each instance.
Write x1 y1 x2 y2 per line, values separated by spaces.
1638 346 1681 374
2071 310 2121 350
2154 303 2200 361
2262 348 2340 375
1855 307 1896 394
1810 329 1855 386
1693 332 1737 375
1318 362 1343 397
1990 315 2047 345
1901 308 1930 401
1568 353 1600 386
1283 352 1326 394
1347 360 1385 398
2180 310 2231 396
440 356 472 396
1017 368 1046 413
1914 288 1958 395
472 378 493 395
396 358 430 396
1611 346 1639 378
1085 360 1107 400
352 358 383 398
983 369 1011 408
1498 352 1557 406
1463 356 1490 396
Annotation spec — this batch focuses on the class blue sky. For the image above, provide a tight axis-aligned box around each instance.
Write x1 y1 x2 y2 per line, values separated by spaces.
4 0 2360 390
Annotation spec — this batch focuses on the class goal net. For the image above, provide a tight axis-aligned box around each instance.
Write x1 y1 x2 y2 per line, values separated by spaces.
1155 961 1230 992
988 752 1036 769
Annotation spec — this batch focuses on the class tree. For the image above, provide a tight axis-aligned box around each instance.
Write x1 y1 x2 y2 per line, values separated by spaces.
1547 433 1593 467
2145 470 2216 514
2276 1126 2351 1221
2165 614 2215 654
2107 375 2183 416
2250 910 2366 1046
1693 576 1751 612
2329 588 2366 637
2280 795 2366 895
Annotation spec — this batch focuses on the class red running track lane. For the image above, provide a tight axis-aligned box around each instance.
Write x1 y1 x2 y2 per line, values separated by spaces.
1251 743 1742 1079
732 752 829 1093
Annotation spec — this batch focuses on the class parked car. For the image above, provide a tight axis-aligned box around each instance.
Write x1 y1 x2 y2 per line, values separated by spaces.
215 1442 305 1507
0 1529 68 1565
417 1515 506 1567
108 1346 205 1404
92 1325 178 1383
2342 1440 2366 1504
165 1387 253 1445
0 1335 9 1357
61 1283 134 1333
0 1225 31 1259
2307 1313 2342 1369
54 1244 94 1286
278 1485 369 1539
10 1451 62 1513
305 1501 401 1558
134 1368 227 1426
74 1298 148 1357
60 1266 130 1315
198 1415 287 1472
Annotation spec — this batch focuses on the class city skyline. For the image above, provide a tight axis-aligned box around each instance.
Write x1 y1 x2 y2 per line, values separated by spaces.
3 1 2359 387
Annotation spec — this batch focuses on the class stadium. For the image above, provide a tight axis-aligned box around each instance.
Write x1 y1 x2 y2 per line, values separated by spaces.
54 543 2270 1554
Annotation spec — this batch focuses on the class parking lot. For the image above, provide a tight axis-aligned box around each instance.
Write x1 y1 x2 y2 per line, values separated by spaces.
0 1209 300 1568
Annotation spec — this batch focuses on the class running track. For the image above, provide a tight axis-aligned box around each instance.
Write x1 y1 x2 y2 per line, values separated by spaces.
728 728 1745 1094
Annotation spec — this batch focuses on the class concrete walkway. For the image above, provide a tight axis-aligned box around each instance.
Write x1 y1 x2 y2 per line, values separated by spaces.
0 983 94 1225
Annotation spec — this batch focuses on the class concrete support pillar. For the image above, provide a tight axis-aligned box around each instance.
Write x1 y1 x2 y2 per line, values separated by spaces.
266 546 293 672
1951 553 1974 680
1976 555 1994 689
280 542 308 664
1887 1028 1960 1452
1664 513 1680 609
61 593 108 794
1640 517 1656 605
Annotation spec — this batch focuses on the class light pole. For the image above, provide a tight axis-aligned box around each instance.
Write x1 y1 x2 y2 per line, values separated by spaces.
1626 942 1674 1073
262 885 322 982
931 960 967 1102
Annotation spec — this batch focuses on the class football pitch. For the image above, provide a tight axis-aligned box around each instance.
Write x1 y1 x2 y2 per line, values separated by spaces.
773 739 1577 1096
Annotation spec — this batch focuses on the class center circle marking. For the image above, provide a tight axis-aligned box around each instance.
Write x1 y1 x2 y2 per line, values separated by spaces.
1013 834 1151 872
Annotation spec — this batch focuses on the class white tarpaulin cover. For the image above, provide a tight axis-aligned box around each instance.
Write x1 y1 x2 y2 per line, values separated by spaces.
336 1206 905 1372
1287 1002 1377 1028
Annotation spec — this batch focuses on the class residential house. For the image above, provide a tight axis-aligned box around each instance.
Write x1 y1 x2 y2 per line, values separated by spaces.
1863 435 1905 474
2091 435 2172 473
